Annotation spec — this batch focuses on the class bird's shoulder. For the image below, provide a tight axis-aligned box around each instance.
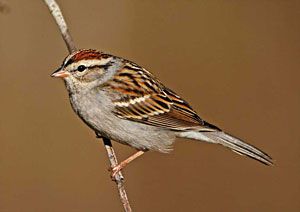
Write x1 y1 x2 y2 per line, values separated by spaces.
103 57 220 131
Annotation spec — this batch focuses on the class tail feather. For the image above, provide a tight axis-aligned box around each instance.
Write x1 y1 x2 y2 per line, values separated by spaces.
179 131 273 166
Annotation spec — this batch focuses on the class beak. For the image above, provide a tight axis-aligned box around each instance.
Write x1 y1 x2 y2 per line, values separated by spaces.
51 67 70 78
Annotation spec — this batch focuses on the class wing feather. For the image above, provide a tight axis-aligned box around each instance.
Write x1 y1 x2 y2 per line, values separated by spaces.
106 61 220 132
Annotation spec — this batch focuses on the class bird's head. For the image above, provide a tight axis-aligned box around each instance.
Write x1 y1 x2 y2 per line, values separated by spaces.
51 49 119 92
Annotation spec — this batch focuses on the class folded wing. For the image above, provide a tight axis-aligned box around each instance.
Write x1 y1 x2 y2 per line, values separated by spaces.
106 61 219 132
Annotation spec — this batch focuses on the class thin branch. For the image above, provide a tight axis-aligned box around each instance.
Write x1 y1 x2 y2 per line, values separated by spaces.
43 1 132 211
102 137 132 212
44 0 76 53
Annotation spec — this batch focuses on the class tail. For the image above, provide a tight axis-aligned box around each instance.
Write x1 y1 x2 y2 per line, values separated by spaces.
179 131 273 166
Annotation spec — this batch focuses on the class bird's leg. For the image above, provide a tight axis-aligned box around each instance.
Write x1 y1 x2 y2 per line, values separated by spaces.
111 150 146 178
95 132 147 179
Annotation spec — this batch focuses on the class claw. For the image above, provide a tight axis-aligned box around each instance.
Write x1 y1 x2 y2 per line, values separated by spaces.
111 164 124 180
111 165 122 178
108 165 125 181
106 150 146 181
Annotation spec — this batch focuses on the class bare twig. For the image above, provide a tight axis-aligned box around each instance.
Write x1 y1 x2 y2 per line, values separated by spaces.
102 137 132 212
44 0 76 53
43 1 132 211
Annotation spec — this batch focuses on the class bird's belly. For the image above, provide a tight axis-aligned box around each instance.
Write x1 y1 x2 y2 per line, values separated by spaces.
70 92 175 153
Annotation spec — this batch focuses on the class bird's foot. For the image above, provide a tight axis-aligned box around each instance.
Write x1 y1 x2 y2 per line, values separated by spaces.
107 150 145 181
108 164 125 181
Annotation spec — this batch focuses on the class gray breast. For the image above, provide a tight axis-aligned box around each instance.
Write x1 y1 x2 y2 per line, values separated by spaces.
69 89 176 153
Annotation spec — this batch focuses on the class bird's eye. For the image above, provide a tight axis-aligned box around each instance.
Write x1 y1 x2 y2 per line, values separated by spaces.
77 65 87 72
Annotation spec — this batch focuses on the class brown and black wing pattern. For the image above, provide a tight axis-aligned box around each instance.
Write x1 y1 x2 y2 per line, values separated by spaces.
107 61 219 132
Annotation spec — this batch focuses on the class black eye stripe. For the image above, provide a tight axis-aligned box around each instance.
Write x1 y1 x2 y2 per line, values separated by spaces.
75 62 112 72
94 62 112 70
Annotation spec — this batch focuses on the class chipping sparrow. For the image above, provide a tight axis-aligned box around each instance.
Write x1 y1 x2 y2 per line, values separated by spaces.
52 49 273 176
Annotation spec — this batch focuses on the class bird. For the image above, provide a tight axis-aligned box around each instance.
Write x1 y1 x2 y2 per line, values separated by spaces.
51 49 273 177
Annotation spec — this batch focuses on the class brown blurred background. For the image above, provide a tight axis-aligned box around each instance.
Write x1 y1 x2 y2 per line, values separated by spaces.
1 0 299 211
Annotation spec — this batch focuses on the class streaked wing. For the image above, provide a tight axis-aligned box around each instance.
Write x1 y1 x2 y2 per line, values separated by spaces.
106 61 219 132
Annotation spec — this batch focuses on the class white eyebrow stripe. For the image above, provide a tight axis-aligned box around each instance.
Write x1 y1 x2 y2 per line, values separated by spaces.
66 58 112 71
